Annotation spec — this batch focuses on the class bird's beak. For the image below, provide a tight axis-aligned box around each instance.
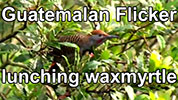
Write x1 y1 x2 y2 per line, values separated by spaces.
106 35 119 39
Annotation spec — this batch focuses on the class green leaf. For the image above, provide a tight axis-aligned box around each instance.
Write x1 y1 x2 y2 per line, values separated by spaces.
136 54 144 68
32 43 41 51
149 91 156 100
14 53 31 62
155 1 163 11
59 42 79 51
156 35 166 50
0 51 10 54
157 90 171 100
0 43 19 51
125 86 135 100
47 41 79 51
62 55 71 67
134 94 150 100
149 50 161 71
171 47 178 60
110 46 120 55
111 91 124 100
162 56 172 69
63 0 75 9
87 0 96 3
102 59 114 64
83 61 101 72
100 50 110 59
46 41 61 50
65 97 73 100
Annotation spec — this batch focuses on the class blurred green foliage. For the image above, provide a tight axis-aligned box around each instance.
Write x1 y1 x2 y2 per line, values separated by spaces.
0 0 178 100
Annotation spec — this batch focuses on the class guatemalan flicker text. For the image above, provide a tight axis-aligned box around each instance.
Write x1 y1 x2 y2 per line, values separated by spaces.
1 6 177 22
1 69 177 87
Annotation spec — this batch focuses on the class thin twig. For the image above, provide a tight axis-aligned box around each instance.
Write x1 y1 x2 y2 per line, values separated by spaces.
14 36 28 48
124 43 135 51
5 88 11 97
132 23 153 33
142 36 151 52
109 36 156 48
0 93 6 100
9 61 32 71
121 23 153 53
120 0 126 6
0 60 32 72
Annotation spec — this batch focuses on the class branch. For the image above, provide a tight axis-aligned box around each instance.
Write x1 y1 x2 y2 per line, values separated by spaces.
0 21 27 43
132 22 153 33
0 60 9 69
0 93 6 100
120 0 126 6
124 43 135 51
0 60 32 72
142 36 151 52
14 36 28 48
9 61 32 71
109 36 156 48
121 22 153 52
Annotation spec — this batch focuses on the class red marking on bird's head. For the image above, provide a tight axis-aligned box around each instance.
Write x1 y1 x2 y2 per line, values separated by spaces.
97 38 104 44
91 30 109 36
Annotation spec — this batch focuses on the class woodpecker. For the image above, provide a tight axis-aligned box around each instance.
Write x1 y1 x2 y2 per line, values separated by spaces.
49 30 118 72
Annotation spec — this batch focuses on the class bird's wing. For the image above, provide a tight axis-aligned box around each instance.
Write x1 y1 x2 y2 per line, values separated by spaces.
50 35 85 63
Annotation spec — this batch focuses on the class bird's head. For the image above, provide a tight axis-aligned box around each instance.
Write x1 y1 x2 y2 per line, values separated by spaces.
88 30 118 47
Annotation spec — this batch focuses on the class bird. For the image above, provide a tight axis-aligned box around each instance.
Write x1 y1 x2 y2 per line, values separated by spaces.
48 30 118 72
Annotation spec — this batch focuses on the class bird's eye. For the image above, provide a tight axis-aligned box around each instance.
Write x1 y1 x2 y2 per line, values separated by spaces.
98 34 102 37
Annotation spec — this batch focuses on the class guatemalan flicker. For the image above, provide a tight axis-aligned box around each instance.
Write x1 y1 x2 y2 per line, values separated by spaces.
49 30 118 72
